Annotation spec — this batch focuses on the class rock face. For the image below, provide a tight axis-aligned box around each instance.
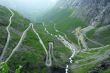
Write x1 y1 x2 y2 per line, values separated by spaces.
56 0 110 25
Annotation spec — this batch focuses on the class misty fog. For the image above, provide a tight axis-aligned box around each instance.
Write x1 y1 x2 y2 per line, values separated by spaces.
0 0 58 22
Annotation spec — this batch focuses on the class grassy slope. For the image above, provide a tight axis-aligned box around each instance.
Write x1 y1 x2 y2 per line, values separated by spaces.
0 4 110 73
0 5 47 73
40 7 110 73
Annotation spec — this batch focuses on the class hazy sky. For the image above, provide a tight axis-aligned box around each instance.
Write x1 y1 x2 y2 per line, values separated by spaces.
0 0 58 10
0 0 58 21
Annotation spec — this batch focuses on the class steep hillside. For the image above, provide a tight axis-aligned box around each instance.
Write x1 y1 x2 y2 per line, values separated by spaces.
56 0 110 25
40 0 110 73
0 5 47 73
0 5 71 73
0 0 110 73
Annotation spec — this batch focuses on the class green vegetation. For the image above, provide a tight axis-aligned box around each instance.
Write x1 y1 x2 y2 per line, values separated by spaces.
0 62 9 73
0 4 110 73
0 62 22 73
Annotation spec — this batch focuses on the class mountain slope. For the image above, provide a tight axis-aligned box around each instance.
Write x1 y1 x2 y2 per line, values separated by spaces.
0 1 110 73
40 1 110 73
0 5 47 73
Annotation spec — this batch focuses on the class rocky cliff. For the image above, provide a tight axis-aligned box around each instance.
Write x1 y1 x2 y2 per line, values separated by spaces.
56 0 110 25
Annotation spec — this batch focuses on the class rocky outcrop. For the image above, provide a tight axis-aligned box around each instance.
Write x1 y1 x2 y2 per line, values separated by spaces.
56 0 110 25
